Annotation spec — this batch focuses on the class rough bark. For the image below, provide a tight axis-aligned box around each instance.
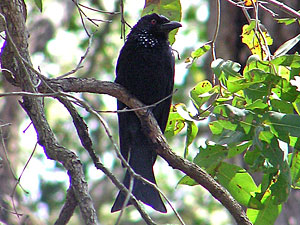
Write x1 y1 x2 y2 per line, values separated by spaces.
0 1 98 224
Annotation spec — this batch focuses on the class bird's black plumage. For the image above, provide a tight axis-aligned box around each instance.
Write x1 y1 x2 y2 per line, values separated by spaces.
111 13 181 213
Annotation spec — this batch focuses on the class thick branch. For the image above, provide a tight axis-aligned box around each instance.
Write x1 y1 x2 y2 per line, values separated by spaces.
42 77 253 225
0 2 98 224
54 188 77 225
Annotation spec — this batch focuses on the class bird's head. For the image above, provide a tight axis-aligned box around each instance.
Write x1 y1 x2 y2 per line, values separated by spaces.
128 13 181 48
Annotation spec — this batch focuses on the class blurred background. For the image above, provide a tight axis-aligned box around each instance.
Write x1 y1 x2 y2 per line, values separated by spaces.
0 0 300 224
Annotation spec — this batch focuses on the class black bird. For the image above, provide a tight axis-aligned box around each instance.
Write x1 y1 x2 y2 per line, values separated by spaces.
111 13 181 213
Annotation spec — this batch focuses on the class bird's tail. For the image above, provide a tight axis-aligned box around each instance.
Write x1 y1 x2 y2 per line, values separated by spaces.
111 144 167 213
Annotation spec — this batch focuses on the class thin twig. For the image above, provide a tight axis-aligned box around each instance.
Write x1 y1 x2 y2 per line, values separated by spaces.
211 0 221 58
0 91 63 98
211 0 221 86
97 89 177 113
241 4 252 24
0 122 12 128
115 176 134 225
263 0 300 20
90 18 112 23
72 0 92 36
11 142 38 220
259 3 278 18
0 125 21 219
0 206 23 217
119 0 131 40
57 33 94 79
78 3 119 15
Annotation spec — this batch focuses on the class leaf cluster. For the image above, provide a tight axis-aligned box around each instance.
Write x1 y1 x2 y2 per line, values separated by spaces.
166 19 300 224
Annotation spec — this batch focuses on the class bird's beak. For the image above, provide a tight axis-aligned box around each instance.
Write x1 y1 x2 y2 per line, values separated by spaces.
160 21 182 32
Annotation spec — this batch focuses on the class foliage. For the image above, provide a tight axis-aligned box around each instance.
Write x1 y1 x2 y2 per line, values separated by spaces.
168 17 300 224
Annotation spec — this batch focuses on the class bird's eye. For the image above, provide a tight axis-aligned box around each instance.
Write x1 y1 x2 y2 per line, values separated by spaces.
151 19 157 25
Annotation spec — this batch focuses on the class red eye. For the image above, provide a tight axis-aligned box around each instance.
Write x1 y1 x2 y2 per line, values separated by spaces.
151 19 157 25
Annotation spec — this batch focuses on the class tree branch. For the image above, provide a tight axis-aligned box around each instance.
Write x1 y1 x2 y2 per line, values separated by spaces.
41 77 253 225
263 0 300 20
56 93 158 224
54 188 78 225
0 2 98 224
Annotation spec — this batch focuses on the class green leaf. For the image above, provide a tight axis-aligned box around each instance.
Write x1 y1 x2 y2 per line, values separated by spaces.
276 18 297 25
227 76 250 93
216 162 261 208
142 0 182 45
247 191 282 225
244 68 269 83
175 103 196 121
293 101 300 115
211 58 225 79
213 129 245 145
177 175 198 186
193 145 227 170
265 111 300 137
184 121 198 158
259 130 274 144
220 60 242 75
272 78 298 102
190 80 214 109
244 146 262 167
244 84 269 104
211 59 242 86
245 99 268 110
214 120 238 131
274 34 300 57
244 20 257 31
290 151 300 188
241 20 273 59
165 111 185 138
209 121 224 135
228 141 252 158
240 113 254 134
244 55 271 74
270 99 294 114
34 0 43 12
269 165 291 203
271 55 300 68
290 136 300 149
232 95 246 108
259 131 286 170
254 126 289 176
213 104 248 118
191 44 211 58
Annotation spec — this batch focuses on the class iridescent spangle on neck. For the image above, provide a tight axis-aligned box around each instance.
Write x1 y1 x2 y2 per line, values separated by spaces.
136 29 159 48
125 13 181 49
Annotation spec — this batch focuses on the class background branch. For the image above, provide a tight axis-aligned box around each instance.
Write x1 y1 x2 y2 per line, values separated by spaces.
54 188 77 225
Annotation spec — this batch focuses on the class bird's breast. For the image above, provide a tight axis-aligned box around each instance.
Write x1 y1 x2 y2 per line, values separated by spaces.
116 44 175 105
